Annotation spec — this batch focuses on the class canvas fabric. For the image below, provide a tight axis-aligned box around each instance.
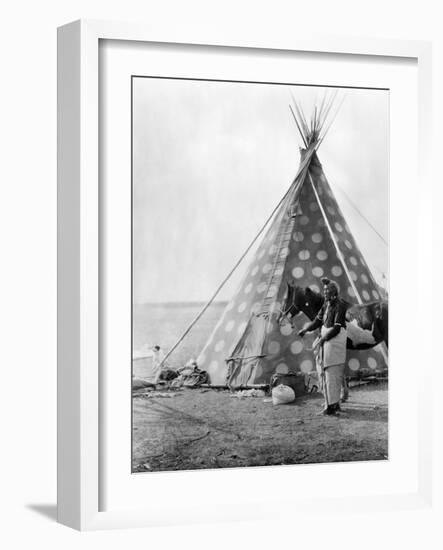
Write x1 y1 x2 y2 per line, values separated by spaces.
197 150 387 387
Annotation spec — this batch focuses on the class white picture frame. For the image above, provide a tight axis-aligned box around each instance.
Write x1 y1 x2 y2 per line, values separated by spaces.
57 19 433 531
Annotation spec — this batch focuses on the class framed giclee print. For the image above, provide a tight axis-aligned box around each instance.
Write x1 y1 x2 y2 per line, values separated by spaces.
57 20 432 530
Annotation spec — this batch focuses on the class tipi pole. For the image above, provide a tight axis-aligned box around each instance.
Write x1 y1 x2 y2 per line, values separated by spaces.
289 105 307 147
316 90 338 140
308 173 363 305
158 151 316 369
317 94 346 148
310 173 389 365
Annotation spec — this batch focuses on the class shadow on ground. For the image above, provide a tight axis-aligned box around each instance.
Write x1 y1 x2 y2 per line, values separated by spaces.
26 504 57 522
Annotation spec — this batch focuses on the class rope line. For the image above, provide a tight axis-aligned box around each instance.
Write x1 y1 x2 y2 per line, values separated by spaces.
331 181 388 246
158 151 316 368
308 172 363 305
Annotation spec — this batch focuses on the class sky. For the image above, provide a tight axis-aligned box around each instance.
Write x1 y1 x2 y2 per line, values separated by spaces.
133 78 389 304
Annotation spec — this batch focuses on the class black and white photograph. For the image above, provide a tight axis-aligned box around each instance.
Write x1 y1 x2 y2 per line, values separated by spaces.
3 0 439 542
131 77 389 473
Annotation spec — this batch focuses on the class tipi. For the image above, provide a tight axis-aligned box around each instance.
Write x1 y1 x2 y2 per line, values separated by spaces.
196 94 388 388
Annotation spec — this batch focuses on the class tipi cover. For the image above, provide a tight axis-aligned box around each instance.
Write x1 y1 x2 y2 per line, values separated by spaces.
197 98 388 387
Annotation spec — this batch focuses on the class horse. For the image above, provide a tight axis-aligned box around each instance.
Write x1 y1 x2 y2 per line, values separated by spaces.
278 281 388 350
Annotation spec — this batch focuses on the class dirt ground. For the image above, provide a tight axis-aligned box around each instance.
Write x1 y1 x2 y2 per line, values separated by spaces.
132 381 388 473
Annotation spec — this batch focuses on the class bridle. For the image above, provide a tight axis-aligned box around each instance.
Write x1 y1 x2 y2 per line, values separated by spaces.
278 291 301 326
278 286 316 326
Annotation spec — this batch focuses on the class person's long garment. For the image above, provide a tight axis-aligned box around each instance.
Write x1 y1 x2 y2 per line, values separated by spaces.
315 327 347 405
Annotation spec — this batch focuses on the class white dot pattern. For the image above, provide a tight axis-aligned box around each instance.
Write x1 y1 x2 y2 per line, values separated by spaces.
198 170 387 385
290 340 304 354
292 267 304 279
276 363 289 374
280 324 293 336
225 320 235 332
257 282 267 293
348 358 360 371
300 359 313 373
214 340 225 352
293 231 304 242
332 265 343 277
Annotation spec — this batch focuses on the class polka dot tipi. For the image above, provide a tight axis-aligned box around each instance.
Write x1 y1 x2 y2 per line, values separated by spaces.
197 95 388 387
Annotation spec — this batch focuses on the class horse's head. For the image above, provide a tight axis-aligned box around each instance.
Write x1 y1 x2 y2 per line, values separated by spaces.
278 281 294 326
278 281 324 326
278 281 306 325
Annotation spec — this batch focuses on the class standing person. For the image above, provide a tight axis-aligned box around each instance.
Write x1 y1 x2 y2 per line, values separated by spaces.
298 278 348 415
151 345 166 384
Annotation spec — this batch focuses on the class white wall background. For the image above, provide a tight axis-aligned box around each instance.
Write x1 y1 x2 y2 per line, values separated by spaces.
0 0 441 547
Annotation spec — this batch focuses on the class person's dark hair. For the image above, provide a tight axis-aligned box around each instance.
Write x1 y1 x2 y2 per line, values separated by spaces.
153 345 160 351
321 277 339 296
